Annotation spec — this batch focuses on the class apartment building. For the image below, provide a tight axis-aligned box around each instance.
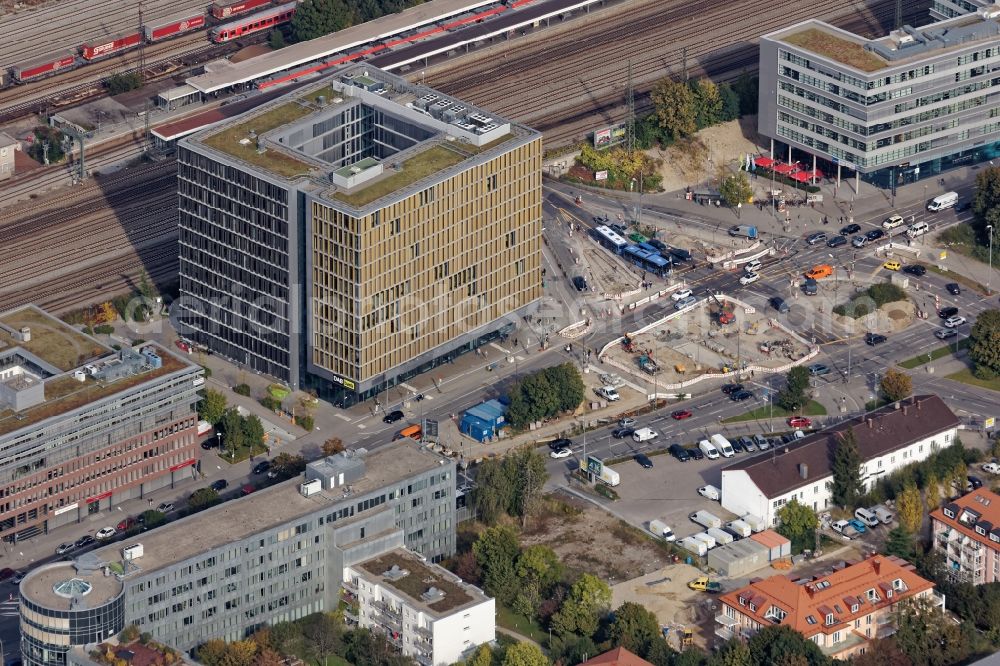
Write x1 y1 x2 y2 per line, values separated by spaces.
931 488 1000 584
177 65 542 405
717 556 942 659
759 8 1000 188
20 444 460 666
344 548 494 666
721 395 959 526
0 305 202 543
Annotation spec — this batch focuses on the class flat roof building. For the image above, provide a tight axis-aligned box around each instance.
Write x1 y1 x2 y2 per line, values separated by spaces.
759 8 1000 187
0 305 202 543
931 0 995 20
20 443 461 666
176 65 542 406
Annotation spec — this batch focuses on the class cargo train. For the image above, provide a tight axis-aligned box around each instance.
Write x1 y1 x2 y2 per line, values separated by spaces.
6 0 295 84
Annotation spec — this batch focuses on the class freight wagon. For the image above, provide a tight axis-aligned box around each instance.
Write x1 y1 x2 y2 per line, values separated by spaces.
210 0 275 19
12 51 77 82
81 32 143 60
145 14 207 42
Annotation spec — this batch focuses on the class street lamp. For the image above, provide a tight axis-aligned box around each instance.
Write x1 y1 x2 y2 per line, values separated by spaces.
988 224 994 293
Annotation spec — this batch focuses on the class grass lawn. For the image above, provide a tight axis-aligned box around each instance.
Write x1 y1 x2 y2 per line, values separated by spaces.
721 399 827 424
218 442 269 464
334 145 466 207
496 603 547 644
925 264 991 295
899 338 969 369
946 367 1000 393
782 28 886 72
202 101 315 178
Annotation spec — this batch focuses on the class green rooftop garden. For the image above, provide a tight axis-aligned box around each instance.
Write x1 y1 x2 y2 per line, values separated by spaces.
361 551 472 613
783 28 887 72
0 308 106 372
202 101 315 179
333 144 466 207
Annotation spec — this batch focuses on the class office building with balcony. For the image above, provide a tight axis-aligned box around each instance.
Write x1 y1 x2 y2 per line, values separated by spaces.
759 7 1000 188
716 556 942 659
931 0 995 20
177 65 543 405
931 488 1000 584
0 305 203 544
721 395 959 527
344 548 494 666
19 443 458 666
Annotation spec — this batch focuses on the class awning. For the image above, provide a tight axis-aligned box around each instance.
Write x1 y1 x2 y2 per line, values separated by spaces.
773 163 797 174
791 171 812 182
753 156 776 168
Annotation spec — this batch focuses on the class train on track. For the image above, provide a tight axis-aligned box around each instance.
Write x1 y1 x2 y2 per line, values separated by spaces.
4 0 297 85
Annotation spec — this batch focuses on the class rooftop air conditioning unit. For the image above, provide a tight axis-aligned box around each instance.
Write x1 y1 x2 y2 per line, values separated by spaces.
300 479 322 497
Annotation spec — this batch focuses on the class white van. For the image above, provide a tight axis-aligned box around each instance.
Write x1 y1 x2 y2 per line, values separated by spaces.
873 505 894 524
906 221 929 238
854 507 880 528
698 439 720 460
711 434 734 458
632 428 659 443
927 191 958 212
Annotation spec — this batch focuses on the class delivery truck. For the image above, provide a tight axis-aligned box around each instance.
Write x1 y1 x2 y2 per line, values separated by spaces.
648 519 676 542
726 519 752 538
728 224 758 239
692 532 717 550
690 510 722 529
707 527 735 545
680 537 707 557
599 466 620 487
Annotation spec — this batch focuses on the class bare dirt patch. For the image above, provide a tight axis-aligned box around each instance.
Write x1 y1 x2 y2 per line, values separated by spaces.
520 494 674 582
652 116 763 193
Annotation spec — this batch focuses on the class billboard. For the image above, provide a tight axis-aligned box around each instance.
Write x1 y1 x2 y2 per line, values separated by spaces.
587 456 604 476
593 124 627 149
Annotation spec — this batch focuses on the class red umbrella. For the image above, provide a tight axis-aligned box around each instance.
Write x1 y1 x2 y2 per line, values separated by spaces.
791 171 811 182
753 156 775 168
773 163 796 175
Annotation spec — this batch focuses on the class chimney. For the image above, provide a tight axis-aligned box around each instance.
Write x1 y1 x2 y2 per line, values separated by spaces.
872 558 881 574
799 463 808 479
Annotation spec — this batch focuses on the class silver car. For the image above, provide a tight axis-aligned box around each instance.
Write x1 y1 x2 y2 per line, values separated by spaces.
753 434 771 451
674 296 698 310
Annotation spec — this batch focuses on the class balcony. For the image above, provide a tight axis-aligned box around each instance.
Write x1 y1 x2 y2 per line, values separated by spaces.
374 600 403 619
413 634 433 651
342 579 358 594
373 611 402 631
715 614 740 641
414 625 433 641
931 590 947 609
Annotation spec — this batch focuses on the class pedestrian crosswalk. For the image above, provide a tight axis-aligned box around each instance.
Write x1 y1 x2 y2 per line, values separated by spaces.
1 597 19 616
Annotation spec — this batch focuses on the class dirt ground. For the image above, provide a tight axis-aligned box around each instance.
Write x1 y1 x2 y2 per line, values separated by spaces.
652 116 764 193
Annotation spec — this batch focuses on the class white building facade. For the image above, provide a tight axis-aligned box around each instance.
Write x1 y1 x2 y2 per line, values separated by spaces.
722 397 959 526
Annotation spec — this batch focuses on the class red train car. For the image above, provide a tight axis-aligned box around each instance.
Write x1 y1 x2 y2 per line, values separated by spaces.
13 51 77 82
210 1 296 42
145 14 207 42
210 0 274 20
81 32 143 60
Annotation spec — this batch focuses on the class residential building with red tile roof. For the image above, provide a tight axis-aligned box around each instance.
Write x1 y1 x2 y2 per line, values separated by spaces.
579 647 654 666
716 555 942 659
931 488 1000 585
721 395 959 527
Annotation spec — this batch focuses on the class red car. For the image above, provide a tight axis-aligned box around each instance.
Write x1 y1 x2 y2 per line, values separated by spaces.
241 484 256 496
116 517 136 532
787 416 812 428
671 409 693 420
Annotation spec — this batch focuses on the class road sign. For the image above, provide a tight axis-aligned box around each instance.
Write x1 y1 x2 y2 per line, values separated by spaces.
986 417 996 430
587 456 603 476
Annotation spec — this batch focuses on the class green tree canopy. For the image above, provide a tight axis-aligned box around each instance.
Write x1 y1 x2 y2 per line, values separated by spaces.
747 625 829 666
551 573 611 638
219 408 246 452
270 452 306 478
831 429 863 508
243 414 265 447
880 368 913 403
474 447 549 525
290 0 354 41
501 642 549 666
604 601 662 656
896 483 923 533
719 172 753 209
506 363 584 428
776 499 818 554
971 166 1000 265
969 309 1000 379
198 388 228 425
691 79 723 129
188 487 221 512
472 525 520 604
777 365 810 411
894 595 969 666
650 78 696 141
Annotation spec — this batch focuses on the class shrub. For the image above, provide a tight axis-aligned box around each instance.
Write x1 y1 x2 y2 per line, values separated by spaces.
867 282 907 307
295 414 314 431
119 624 140 642
233 383 252 396
260 395 281 411
94 324 115 335
974 365 998 381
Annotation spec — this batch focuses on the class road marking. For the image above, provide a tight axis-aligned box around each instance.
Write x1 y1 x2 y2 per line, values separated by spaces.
356 424 367 429
489 342 510 354
400 382 417 392
334 413 352 422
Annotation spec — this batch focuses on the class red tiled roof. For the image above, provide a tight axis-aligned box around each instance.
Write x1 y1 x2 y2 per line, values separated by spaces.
749 529 790 549
931 488 1000 548
580 648 654 666
719 556 935 637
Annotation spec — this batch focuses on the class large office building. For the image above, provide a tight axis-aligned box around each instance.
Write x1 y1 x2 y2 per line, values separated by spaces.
759 7 1000 188
0 305 202 544
19 444 471 666
931 0 995 20
176 65 543 405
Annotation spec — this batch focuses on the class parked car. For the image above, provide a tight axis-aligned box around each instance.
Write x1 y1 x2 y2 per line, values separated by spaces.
241 485 256 496
634 454 654 469
647 239 668 252
808 363 830 376
549 437 574 450
211 479 229 491
787 416 812 428
698 485 721 501
75 534 96 548
95 527 116 540
831 519 852 535
382 410 405 424
866 229 886 241
847 518 868 533
12 570 27 584
935 328 958 340
854 507 880 528
669 444 691 461
671 288 693 302
721 383 744 394
156 502 174 513
0 569 14 582
671 409 693 420
982 462 1000 475
619 417 637 428
116 517 136 532
729 438 745 453
252 460 271 475
595 385 621 401
674 296 698 310
572 276 588 291
806 232 827 245
200 436 219 450
739 271 760 286
946 283 962 295
944 315 967 328
969 475 984 490
826 235 848 248
802 278 818 295
731 390 753 401
550 447 573 459
938 306 959 319
841 223 861 235
686 447 704 460
770 296 790 314
903 264 926 276
56 542 75 555
753 434 771 451
744 259 762 273
612 427 635 439
865 332 887 346
738 436 757 452
883 260 901 271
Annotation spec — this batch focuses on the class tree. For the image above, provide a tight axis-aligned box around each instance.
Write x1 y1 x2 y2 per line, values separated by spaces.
880 368 913 403
968 309 1000 379
924 472 941 511
884 526 916 560
734 70 759 116
894 596 969 666
605 601 661 655
95 302 117 324
972 167 1000 266
718 83 741 122
28 125 66 164
775 499 818 554
188 487 221 512
268 29 287 49
223 640 258 666
473 525 520 604
551 573 611 638
290 0 354 41
270 452 306 478
719 172 753 210
196 640 229 666
831 429 863 508
502 642 549 666
219 408 246 454
300 612 342 657
198 388 228 426
708 640 751 666
851 638 914 666
650 78 696 141
107 72 143 95
474 446 549 524
466 645 495 666
896 483 923 534
322 437 345 457
549 635 598 666
141 509 165 528
691 79 723 129
777 365 810 411
253 649 285 666
516 544 562 595
747 625 828 666
243 414 265 448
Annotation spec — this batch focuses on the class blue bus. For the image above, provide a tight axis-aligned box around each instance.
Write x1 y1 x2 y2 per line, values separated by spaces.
622 245 671 277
